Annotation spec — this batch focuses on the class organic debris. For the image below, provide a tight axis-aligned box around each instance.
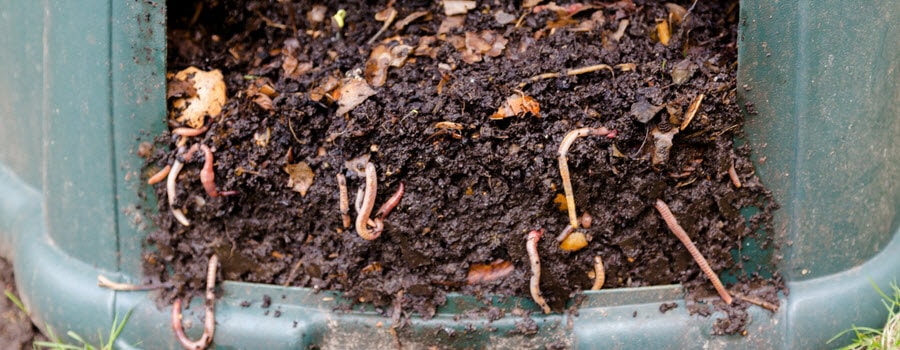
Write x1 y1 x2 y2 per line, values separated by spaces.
461 30 508 64
169 67 226 128
284 161 315 196
443 1 475 16
366 43 412 87
335 75 377 115
489 92 540 120
670 58 698 85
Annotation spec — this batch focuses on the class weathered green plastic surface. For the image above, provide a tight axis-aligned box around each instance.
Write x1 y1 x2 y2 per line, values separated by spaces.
0 0 897 348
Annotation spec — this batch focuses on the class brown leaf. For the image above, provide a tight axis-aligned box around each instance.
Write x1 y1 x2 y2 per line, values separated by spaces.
461 31 508 63
310 75 340 102
284 161 314 196
166 79 197 99
335 77 377 115
489 93 540 120
670 58 697 85
414 36 438 59
169 67 226 129
466 260 514 285
253 94 273 111
665 3 687 25
443 0 476 16
438 15 465 34
282 55 313 80
365 44 412 87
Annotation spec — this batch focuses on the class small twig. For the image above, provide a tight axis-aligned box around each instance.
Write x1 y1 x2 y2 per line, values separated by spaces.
172 124 210 137
337 174 351 228
148 165 172 185
97 275 172 291
287 117 303 145
172 254 219 349
734 293 778 312
654 199 733 304
283 258 303 287
167 160 190 226
367 7 397 45
728 160 742 188
355 162 380 240
590 256 605 291
521 64 614 87
526 229 551 314
558 127 617 228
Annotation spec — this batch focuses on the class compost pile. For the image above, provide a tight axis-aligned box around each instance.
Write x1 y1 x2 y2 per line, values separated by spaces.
144 0 781 333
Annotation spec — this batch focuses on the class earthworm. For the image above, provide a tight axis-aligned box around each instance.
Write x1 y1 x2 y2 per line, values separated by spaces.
734 292 778 312
590 256 605 290
557 212 593 242
371 182 404 235
653 199 733 304
148 165 172 185
558 127 616 228
199 145 220 198
355 162 380 240
167 160 190 226
526 229 551 314
171 254 219 349
172 124 210 137
337 174 351 228
97 275 172 291
728 160 742 188
181 143 201 162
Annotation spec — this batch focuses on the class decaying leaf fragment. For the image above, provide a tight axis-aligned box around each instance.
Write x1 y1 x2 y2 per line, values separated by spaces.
365 43 412 87
656 19 671 46
466 260 514 285
335 75 377 115
670 58 697 85
461 30 508 64
651 124 678 166
490 93 540 120
284 161 315 196
630 99 664 123
443 0 476 16
169 67 226 129
665 3 687 25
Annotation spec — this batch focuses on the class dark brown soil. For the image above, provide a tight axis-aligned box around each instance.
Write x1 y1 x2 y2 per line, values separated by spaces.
0 258 43 349
144 0 781 334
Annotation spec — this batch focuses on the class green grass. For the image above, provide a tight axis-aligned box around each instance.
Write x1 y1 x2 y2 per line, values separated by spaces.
4 290 134 350
828 282 900 350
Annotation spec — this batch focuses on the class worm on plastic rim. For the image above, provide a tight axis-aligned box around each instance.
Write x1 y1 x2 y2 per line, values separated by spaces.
171 254 219 349
355 163 380 240
654 199 733 304
526 229 551 314
167 160 190 226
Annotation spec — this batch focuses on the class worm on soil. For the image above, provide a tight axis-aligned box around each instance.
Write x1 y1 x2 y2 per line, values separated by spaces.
556 212 593 242
372 182 404 233
167 160 190 226
148 165 172 185
355 162 380 240
199 145 220 197
728 160 742 188
337 174 351 228
558 127 616 228
590 256 605 290
172 124 210 137
654 199 733 304
171 254 219 349
526 229 552 314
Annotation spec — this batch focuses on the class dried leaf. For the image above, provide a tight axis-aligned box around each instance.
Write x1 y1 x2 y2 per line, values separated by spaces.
284 161 314 196
282 55 313 80
335 77 377 115
414 36 438 59
170 67 226 128
253 94 273 111
494 11 516 25
630 99 664 123
490 93 540 120
365 45 392 87
438 15 465 34
461 30 508 63
443 0 476 16
615 62 637 71
166 79 197 99
665 3 687 25
310 75 340 102
308 5 328 24
656 19 671 46
670 58 697 85
466 260 514 285
681 94 705 130
651 126 677 166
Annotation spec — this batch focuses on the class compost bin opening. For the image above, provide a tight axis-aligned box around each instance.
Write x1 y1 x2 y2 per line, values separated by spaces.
144 0 781 333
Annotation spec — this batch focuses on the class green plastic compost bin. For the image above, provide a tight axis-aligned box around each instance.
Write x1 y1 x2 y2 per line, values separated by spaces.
0 0 898 348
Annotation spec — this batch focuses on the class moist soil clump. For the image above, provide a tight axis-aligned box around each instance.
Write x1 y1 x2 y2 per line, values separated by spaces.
145 0 781 334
